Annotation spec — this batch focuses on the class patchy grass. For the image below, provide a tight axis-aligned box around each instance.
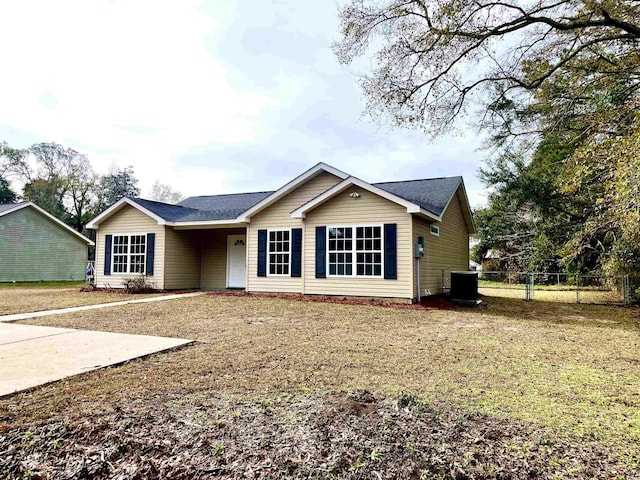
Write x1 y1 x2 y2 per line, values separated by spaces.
479 286 623 304
0 286 164 315
3 293 640 477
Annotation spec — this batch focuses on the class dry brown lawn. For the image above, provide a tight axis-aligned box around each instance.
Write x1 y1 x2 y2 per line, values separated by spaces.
3 293 640 477
0 286 165 315
14 294 640 437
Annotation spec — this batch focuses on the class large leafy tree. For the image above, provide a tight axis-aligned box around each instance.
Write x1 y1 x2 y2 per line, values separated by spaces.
4 143 98 232
149 180 184 204
95 165 140 213
334 0 640 137
0 176 16 203
335 0 640 275
1 142 142 235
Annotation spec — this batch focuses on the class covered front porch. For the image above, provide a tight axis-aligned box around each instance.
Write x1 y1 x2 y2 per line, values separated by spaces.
165 226 247 290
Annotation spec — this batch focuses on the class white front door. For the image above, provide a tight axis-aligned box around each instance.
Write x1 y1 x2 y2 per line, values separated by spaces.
227 234 247 288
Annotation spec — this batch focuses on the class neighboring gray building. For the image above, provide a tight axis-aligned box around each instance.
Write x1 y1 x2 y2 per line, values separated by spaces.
0 202 93 282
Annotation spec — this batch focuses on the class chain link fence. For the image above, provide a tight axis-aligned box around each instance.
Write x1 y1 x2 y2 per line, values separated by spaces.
477 271 632 305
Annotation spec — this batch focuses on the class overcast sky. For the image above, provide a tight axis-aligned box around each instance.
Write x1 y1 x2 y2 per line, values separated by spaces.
0 0 487 207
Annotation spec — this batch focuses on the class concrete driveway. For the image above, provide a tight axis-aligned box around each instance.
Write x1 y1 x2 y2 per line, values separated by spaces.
0 323 191 397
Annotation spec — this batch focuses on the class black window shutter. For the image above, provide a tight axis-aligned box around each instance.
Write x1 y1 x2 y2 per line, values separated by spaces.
104 234 112 275
146 233 155 275
315 226 326 278
291 228 302 277
384 223 397 280
257 229 267 277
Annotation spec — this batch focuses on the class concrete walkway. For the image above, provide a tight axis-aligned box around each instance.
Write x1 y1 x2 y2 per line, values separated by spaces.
0 323 192 397
0 291 205 323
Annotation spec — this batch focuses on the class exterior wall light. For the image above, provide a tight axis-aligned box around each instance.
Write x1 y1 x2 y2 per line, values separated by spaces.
349 192 360 199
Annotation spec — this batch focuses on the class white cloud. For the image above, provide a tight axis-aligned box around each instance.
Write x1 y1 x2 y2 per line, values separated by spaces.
0 0 487 207
0 0 278 194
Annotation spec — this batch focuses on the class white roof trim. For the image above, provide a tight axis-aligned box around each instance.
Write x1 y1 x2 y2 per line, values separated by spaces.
290 177 441 221
0 202 94 245
237 162 349 222
87 197 250 229
170 219 247 228
86 197 167 229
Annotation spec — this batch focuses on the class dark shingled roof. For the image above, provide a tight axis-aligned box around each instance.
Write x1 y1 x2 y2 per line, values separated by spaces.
178 191 274 218
129 191 274 222
0 202 27 215
374 176 462 217
128 176 462 222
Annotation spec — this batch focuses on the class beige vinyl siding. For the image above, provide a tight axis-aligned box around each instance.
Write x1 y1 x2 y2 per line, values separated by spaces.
414 187 470 295
163 228 201 289
247 171 341 293
304 187 414 299
201 228 246 290
95 205 165 289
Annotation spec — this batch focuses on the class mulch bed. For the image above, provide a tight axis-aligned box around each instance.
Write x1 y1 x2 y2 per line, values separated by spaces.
1 391 628 479
209 291 457 311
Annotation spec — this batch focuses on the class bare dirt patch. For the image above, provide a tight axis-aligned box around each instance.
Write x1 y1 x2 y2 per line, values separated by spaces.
1 391 630 479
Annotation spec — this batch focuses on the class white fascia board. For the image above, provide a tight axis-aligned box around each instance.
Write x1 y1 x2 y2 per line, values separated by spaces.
290 176 441 221
17 202 95 245
0 202 29 218
86 198 167 229
238 162 349 222
171 219 247 229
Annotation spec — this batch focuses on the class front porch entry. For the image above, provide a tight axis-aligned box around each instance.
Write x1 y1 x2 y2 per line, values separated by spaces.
226 234 247 288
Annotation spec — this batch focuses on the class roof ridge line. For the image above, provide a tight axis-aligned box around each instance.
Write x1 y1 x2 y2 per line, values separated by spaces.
373 176 462 185
183 190 275 199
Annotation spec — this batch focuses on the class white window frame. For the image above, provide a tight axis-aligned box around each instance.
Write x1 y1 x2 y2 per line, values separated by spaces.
111 233 147 275
326 224 384 278
430 225 440 237
267 228 292 276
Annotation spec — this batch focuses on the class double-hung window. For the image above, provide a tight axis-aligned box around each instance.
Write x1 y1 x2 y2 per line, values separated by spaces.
112 234 146 274
268 229 291 275
328 225 383 277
